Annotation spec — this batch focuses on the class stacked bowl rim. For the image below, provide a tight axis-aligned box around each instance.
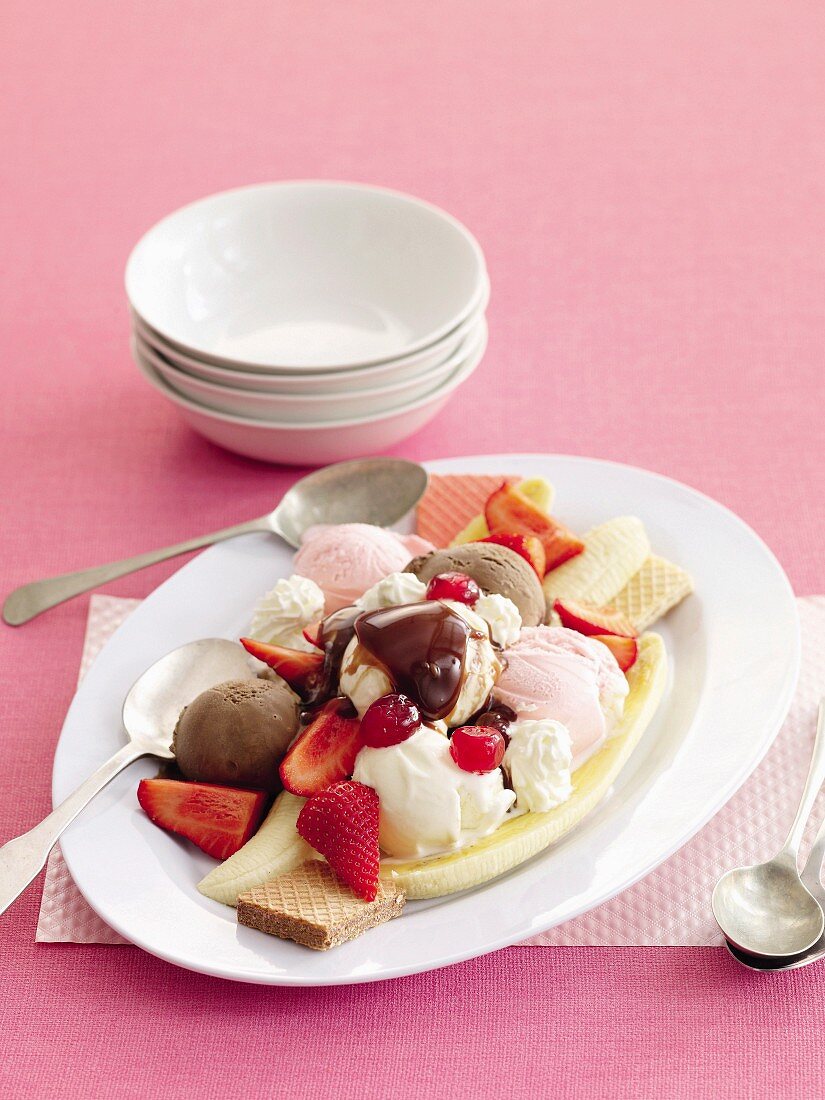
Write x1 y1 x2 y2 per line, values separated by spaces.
133 320 488 431
130 277 489 394
132 318 488 424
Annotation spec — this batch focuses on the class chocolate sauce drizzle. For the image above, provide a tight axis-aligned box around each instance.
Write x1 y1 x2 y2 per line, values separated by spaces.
306 605 361 708
355 602 471 720
472 700 517 740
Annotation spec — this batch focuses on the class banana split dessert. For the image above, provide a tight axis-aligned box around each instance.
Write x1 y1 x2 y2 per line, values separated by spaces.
136 474 693 950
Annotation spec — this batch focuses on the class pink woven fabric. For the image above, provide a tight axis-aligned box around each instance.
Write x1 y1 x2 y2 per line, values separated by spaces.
3 1 825 1096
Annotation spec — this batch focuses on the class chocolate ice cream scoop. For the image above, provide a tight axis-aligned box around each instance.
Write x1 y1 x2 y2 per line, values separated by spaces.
404 544 545 627
173 678 299 793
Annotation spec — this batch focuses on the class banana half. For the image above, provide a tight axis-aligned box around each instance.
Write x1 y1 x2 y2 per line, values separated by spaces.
384 632 666 898
198 633 667 906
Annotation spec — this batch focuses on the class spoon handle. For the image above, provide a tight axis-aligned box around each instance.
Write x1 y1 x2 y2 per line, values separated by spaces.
782 699 825 862
2 515 273 626
799 701 825 888
0 742 148 917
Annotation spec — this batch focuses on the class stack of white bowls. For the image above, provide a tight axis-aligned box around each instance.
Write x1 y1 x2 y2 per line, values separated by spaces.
126 182 489 465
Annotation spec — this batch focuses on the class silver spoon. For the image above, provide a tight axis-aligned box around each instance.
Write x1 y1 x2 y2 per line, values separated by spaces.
725 805 825 972
3 457 428 625
0 637 257 917
712 699 825 959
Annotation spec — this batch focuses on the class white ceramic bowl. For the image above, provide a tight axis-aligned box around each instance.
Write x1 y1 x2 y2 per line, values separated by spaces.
133 324 488 465
132 320 487 424
131 281 489 393
125 181 487 372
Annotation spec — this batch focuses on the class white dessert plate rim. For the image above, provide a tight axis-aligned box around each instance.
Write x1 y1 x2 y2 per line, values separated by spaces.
54 454 799 985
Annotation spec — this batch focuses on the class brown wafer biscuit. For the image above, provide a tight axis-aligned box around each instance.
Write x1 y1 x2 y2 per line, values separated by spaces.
237 860 406 950
610 554 694 631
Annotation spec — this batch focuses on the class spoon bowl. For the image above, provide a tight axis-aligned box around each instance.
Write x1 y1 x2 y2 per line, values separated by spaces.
712 699 825 960
270 457 429 546
723 742 825 973
712 855 825 958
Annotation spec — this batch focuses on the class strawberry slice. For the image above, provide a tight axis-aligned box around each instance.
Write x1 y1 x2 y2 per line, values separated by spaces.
476 532 546 578
136 779 267 861
296 780 380 900
554 598 637 639
591 633 639 672
302 621 323 649
280 697 363 797
484 483 584 572
240 637 323 694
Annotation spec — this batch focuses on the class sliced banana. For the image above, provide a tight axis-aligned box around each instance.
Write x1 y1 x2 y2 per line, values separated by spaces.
449 513 490 545
197 791 314 906
383 632 666 899
542 516 650 609
449 477 556 546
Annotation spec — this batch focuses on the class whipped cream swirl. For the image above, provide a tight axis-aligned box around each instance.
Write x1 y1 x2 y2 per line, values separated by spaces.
248 574 325 652
473 592 522 648
503 718 573 813
356 571 427 612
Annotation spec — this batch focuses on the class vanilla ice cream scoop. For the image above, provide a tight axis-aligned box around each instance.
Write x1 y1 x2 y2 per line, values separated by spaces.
353 726 515 857
339 638 393 716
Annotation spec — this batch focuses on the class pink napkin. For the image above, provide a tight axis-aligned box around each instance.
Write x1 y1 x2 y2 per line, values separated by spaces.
37 595 825 947
36 596 138 945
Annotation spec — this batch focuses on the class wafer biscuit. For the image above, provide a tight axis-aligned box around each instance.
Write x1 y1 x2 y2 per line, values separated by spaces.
416 474 513 546
542 516 650 610
610 554 694 631
237 860 406 950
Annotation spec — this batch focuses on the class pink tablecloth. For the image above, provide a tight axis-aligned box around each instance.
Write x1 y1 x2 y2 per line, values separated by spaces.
2 2 824 1097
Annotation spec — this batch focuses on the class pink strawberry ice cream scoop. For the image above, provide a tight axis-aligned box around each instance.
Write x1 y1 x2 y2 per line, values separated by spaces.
494 626 629 768
293 523 435 614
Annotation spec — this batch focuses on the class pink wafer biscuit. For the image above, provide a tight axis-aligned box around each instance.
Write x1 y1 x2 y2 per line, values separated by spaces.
416 474 515 546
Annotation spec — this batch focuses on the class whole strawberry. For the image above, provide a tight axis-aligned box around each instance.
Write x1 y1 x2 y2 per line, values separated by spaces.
296 781 380 901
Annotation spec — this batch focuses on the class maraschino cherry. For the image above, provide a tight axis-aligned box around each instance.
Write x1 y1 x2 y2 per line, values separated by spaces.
360 693 422 748
425 571 481 606
450 725 506 773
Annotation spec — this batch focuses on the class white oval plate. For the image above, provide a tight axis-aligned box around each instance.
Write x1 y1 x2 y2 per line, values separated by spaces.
54 455 799 985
